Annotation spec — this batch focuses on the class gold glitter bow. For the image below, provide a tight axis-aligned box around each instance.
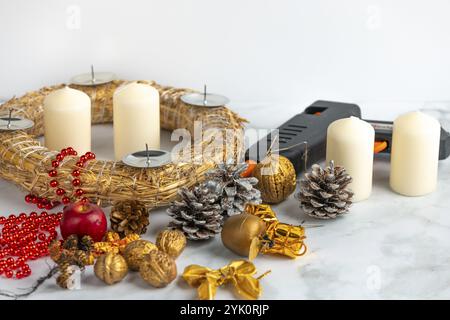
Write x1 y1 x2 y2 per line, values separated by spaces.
182 260 271 300
93 231 140 256
245 204 307 259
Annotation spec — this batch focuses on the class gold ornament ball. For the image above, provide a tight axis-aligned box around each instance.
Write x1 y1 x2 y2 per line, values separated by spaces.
94 252 128 285
252 154 297 204
123 240 158 271
139 250 177 288
156 229 187 259
221 213 266 259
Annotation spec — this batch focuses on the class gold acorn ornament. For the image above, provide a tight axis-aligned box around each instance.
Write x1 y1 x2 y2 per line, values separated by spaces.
94 252 128 285
252 154 297 204
139 250 177 288
123 240 158 271
156 229 187 259
221 213 266 260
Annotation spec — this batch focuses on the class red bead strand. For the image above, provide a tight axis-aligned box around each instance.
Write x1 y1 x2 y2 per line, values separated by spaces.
0 211 62 279
25 147 96 209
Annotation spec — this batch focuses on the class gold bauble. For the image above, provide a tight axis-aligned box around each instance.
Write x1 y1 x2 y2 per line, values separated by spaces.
252 154 297 204
94 252 128 285
221 213 266 259
123 240 158 271
139 250 177 288
156 229 187 259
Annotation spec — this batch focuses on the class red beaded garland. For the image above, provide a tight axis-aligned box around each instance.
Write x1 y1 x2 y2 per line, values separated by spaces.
49 180 58 188
0 211 61 279
72 170 80 177
26 147 95 210
48 170 57 177
76 161 84 168
86 152 95 160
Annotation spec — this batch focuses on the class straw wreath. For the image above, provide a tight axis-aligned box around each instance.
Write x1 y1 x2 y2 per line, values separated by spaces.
0 80 247 209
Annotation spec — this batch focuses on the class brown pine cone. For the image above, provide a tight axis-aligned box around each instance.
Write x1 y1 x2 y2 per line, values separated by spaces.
56 261 79 289
110 201 150 236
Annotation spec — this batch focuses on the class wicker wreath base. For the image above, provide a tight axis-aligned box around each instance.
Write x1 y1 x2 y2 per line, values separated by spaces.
0 80 247 209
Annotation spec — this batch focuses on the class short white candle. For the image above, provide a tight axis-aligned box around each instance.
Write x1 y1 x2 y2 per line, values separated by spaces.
113 82 160 161
326 117 375 202
44 86 91 154
390 111 440 196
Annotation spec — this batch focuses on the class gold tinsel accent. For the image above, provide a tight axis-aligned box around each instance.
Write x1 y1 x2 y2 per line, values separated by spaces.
93 231 140 256
110 201 149 236
252 154 297 204
0 80 247 209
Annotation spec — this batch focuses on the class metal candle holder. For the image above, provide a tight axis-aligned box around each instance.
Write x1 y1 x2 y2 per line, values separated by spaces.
122 144 171 168
0 109 34 131
70 65 116 86
181 85 230 108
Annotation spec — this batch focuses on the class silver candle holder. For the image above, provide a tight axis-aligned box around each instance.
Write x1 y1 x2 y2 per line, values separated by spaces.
181 85 230 108
122 144 171 168
70 65 116 86
0 109 34 131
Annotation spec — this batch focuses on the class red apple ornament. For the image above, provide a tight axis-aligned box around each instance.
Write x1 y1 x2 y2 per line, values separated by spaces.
60 201 107 242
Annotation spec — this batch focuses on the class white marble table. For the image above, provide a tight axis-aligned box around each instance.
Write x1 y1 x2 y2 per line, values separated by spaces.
1 101 449 300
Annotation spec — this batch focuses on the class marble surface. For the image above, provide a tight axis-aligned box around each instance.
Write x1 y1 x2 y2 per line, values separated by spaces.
1 100 450 300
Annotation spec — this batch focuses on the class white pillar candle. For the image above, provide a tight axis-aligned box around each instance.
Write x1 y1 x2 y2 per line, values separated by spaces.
390 111 440 196
326 117 375 202
44 86 91 154
113 82 160 160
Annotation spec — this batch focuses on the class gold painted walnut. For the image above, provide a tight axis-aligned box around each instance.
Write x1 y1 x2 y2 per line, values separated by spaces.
139 250 177 288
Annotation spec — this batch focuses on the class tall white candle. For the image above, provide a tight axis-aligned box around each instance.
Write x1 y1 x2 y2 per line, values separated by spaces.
326 117 375 202
390 111 440 196
113 82 160 160
44 86 91 154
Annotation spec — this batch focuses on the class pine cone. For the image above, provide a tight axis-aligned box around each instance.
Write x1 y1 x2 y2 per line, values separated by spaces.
167 184 223 240
205 162 262 216
297 161 353 219
78 235 94 252
62 234 79 250
110 201 150 236
57 261 81 289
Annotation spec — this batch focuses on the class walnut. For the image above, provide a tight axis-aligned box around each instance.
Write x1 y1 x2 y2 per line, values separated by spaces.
94 252 128 285
123 240 157 271
139 250 177 288
156 229 186 259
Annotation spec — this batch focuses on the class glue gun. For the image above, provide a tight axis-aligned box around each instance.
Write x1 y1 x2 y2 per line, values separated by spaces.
246 100 450 174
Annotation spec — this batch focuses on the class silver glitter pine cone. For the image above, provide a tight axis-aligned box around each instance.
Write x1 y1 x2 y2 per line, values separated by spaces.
167 184 223 240
297 161 353 219
204 162 262 217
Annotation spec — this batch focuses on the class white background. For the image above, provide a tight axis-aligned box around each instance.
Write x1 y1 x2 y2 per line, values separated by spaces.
1 0 450 300
1 0 450 122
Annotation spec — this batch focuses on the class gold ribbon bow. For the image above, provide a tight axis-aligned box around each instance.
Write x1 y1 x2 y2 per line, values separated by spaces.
93 231 140 256
182 260 270 300
245 204 307 259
